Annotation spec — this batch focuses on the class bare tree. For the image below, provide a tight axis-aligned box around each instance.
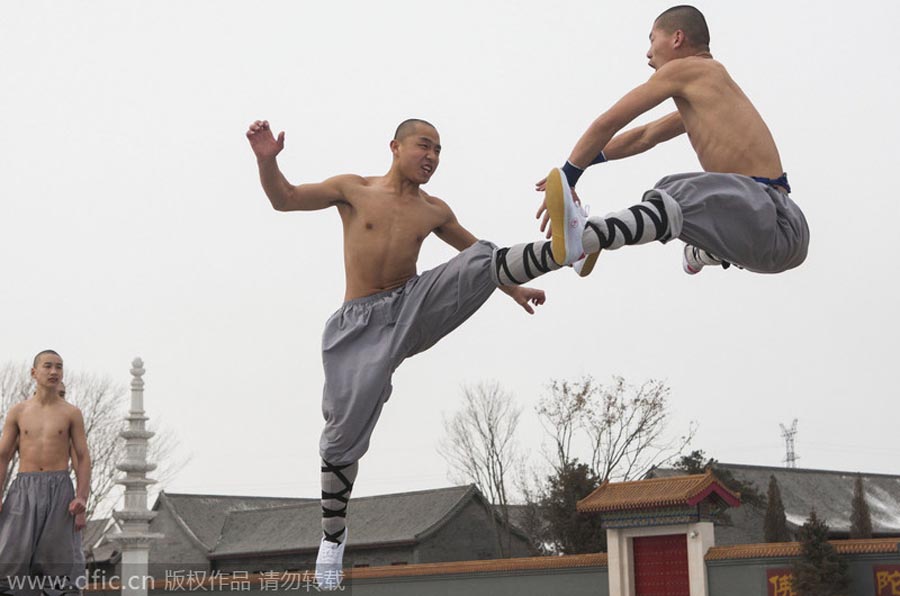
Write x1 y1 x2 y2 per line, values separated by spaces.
536 375 595 474
0 361 186 519
584 376 696 482
439 381 522 557
536 375 694 483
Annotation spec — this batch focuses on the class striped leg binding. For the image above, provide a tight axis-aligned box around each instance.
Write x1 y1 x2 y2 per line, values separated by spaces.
583 196 671 253
494 241 561 286
321 460 358 544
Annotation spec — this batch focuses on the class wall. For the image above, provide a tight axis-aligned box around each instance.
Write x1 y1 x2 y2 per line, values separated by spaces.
707 549 900 596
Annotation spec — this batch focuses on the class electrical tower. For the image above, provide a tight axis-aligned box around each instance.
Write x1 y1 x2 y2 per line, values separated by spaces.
780 419 799 468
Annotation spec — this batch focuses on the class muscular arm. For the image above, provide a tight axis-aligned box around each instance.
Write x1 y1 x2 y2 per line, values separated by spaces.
69 409 91 512
602 111 685 160
568 64 682 168
0 407 21 509
433 207 479 252
258 166 357 212
247 119 356 212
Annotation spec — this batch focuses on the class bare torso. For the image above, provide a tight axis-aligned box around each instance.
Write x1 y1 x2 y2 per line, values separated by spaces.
672 57 784 178
13 397 78 473
336 176 455 301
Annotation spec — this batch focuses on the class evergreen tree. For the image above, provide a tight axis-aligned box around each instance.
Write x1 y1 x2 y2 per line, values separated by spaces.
539 459 606 554
792 510 849 596
672 450 766 508
849 474 873 539
764 475 792 542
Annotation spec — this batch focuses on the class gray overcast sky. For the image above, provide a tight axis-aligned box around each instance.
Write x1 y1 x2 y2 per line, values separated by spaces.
2 1 898 504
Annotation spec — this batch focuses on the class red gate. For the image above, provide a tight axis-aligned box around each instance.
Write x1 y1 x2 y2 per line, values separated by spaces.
633 534 690 596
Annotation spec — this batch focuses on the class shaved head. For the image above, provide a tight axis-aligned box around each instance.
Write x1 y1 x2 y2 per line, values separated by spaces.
655 5 710 50
33 349 61 368
394 118 437 141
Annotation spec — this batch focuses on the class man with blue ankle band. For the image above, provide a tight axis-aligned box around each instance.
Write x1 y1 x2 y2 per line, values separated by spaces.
536 5 808 277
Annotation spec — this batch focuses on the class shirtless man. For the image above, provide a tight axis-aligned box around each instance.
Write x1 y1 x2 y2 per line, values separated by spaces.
247 118 562 589
539 5 809 277
0 350 90 596
14 382 86 531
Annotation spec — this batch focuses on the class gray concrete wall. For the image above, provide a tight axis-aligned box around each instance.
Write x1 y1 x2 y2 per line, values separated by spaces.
349 567 608 596
87 567 608 596
708 552 900 596
707 556 795 596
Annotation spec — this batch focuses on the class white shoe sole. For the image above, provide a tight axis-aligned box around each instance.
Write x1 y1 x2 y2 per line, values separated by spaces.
546 168 583 265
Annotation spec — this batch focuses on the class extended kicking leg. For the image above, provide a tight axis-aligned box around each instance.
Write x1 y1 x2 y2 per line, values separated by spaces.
544 167 674 277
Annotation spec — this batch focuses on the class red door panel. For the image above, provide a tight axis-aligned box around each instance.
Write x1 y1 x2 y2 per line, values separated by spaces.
633 534 690 596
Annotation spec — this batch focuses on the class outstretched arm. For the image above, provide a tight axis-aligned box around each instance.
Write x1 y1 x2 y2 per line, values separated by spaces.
246 120 354 212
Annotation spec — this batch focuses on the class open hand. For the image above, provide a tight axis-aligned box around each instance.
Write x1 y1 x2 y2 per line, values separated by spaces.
75 512 87 531
246 120 285 161
509 286 546 314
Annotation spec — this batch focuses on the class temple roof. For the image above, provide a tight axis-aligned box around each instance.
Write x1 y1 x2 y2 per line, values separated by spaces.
577 470 741 513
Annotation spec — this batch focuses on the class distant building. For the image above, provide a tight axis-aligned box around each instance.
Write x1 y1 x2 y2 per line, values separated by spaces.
89 485 535 577
647 463 900 544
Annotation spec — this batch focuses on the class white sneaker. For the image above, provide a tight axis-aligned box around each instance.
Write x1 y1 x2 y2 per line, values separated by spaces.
683 244 703 275
571 203 597 277
546 168 586 266
683 244 729 274
315 531 347 591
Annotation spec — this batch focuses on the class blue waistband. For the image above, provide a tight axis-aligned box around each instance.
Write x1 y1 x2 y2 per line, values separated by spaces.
751 172 791 194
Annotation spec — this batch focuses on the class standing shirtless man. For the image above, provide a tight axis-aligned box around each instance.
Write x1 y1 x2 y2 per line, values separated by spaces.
247 118 564 589
539 5 809 277
0 350 91 596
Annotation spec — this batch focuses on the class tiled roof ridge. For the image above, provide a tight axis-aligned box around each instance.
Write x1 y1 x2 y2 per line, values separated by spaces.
216 485 474 518
706 463 900 480
706 538 900 561
579 470 739 512
158 493 213 552
164 484 471 505
413 485 479 542
161 492 311 501
347 552 607 579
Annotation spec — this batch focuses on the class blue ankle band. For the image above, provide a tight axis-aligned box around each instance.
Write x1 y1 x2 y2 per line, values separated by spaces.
561 161 584 187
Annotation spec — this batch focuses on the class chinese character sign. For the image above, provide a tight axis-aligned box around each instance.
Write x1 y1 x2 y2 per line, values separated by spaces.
875 565 900 596
767 568 796 596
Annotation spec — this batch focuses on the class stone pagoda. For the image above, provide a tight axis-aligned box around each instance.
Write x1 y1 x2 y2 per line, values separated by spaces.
108 357 163 596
